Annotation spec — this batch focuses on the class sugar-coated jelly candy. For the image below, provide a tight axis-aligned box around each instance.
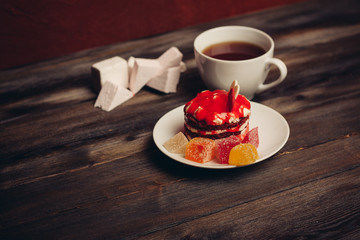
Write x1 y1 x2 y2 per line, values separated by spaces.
215 135 242 164
163 132 189 154
185 137 216 163
229 144 259 166
242 127 259 148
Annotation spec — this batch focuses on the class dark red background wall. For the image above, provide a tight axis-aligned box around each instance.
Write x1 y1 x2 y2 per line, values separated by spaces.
0 0 303 70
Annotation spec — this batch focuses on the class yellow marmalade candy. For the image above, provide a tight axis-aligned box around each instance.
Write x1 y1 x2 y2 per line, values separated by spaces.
228 144 259 166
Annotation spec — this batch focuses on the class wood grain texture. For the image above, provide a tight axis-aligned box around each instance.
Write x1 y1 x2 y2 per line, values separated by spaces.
1 0 360 239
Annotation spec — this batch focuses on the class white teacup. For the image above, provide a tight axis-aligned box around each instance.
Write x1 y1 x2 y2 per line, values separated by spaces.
194 26 287 99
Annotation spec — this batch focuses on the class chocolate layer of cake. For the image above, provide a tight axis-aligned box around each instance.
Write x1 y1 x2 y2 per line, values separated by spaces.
184 114 249 139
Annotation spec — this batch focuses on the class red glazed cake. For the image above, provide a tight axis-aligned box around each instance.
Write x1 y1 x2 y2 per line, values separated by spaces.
184 81 251 140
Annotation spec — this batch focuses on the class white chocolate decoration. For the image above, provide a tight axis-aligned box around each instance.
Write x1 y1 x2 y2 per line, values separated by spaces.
230 80 240 99
94 81 133 112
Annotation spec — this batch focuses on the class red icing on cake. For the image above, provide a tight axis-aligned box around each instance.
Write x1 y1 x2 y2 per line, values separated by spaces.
184 90 250 126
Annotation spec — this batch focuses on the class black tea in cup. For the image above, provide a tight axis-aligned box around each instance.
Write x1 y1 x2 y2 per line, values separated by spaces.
202 41 266 61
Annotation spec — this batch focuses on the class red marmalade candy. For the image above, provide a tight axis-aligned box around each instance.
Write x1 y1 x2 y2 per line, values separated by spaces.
242 127 259 148
215 135 242 164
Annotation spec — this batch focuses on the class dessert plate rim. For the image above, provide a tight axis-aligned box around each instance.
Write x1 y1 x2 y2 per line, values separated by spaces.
153 102 290 169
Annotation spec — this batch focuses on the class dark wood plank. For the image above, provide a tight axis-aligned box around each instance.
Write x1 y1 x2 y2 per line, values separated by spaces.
1 133 359 239
137 166 360 240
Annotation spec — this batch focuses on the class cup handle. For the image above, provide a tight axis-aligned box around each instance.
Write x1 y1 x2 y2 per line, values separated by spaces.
256 58 287 93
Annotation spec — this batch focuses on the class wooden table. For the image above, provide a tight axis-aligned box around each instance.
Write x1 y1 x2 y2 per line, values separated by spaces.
1 0 359 239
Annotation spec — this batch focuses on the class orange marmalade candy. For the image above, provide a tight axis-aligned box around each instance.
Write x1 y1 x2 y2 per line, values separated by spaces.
228 144 259 166
185 137 216 163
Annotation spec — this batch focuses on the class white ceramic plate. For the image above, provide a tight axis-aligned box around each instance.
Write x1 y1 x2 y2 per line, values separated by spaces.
153 102 290 169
